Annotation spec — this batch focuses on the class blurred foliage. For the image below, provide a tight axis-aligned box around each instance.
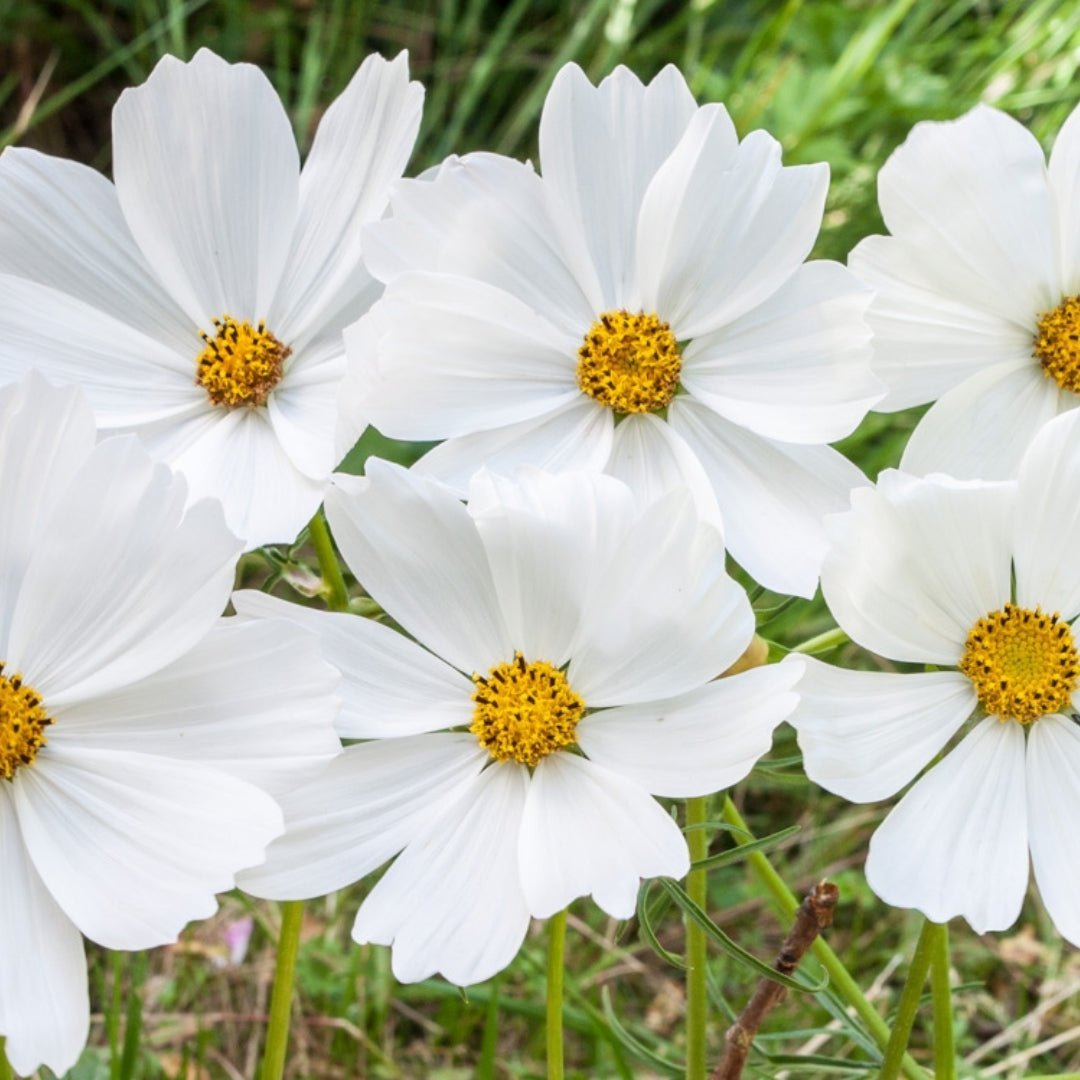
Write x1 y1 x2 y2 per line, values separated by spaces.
3 0 1080 1077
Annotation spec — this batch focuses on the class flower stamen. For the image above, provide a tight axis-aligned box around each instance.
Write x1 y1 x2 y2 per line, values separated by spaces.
196 316 290 408
1034 295 1080 393
470 652 584 766
0 663 51 780
576 310 681 414
958 603 1079 724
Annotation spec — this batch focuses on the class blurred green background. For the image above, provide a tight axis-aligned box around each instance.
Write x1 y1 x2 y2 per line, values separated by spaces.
4 0 1079 269
2 1 1080 1077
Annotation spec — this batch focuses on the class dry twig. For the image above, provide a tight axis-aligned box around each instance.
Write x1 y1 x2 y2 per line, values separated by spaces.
711 880 840 1080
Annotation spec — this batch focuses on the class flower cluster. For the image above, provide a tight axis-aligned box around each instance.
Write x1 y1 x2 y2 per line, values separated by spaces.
0 43 1077 1077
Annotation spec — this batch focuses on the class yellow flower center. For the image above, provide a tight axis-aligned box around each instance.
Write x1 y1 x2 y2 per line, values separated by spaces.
470 652 585 767
1034 295 1080 393
195 316 291 408
0 665 51 781
576 310 682 414
957 603 1080 724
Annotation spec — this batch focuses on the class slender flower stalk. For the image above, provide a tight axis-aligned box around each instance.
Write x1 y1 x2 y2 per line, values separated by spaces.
260 511 351 1080
0 1038 11 1080
929 922 957 1080
546 909 568 1080
880 919 937 1080
308 511 350 612
261 900 305 1080
685 795 710 1080
791 626 849 655
720 798 928 1080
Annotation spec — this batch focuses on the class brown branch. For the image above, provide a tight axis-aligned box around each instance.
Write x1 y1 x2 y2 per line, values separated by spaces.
710 880 840 1080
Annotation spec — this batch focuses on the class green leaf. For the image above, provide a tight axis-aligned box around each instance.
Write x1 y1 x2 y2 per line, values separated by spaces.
659 879 828 994
690 825 801 873
599 989 684 1077
636 881 685 970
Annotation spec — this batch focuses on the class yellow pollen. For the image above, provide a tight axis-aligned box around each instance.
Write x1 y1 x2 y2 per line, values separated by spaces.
195 316 291 408
958 603 1080 725
0 664 51 781
1034 295 1080 393
576 310 682 414
470 652 585 767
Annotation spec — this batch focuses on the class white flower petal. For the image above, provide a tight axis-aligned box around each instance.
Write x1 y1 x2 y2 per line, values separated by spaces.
634 103 737 315
0 787 89 1079
267 335 347 480
364 152 595 334
8 436 239 705
638 119 828 338
791 659 977 803
900 360 1066 481
0 148 195 356
352 762 531 986
680 261 879 443
820 470 1014 664
865 717 1029 933
240 734 486 901
232 590 474 739
50 617 341 795
1014 409 1080 617
14 745 282 949
577 662 801 798
669 397 867 598
0 274 200 425
354 273 581 440
466 469 637 665
0 376 95 652
326 462 512 674
569 487 751 705
849 235 1036 411
1049 101 1080 294
519 753 688 919
160 406 327 549
112 49 299 327
413 397 614 494
335 309 378 456
876 104 1060 326
271 52 423 346
539 64 697 311
1026 714 1080 946
605 413 721 527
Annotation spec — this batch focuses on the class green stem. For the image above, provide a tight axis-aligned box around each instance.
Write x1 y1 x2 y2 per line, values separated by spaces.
260 900 305 1080
0 1037 12 1080
255 519 345 1079
308 511 349 612
791 626 849 655
880 919 936 1080
720 798 928 1080
685 796 709 1080
928 921 956 1080
547 909 567 1080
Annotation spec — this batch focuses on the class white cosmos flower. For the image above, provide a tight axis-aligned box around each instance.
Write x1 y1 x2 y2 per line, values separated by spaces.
790 408 1080 942
0 48 423 548
0 375 342 1076
236 461 802 985
346 62 880 598
850 102 1080 480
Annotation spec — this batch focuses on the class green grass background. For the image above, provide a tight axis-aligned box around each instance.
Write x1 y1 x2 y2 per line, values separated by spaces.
3 1 1080 1077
